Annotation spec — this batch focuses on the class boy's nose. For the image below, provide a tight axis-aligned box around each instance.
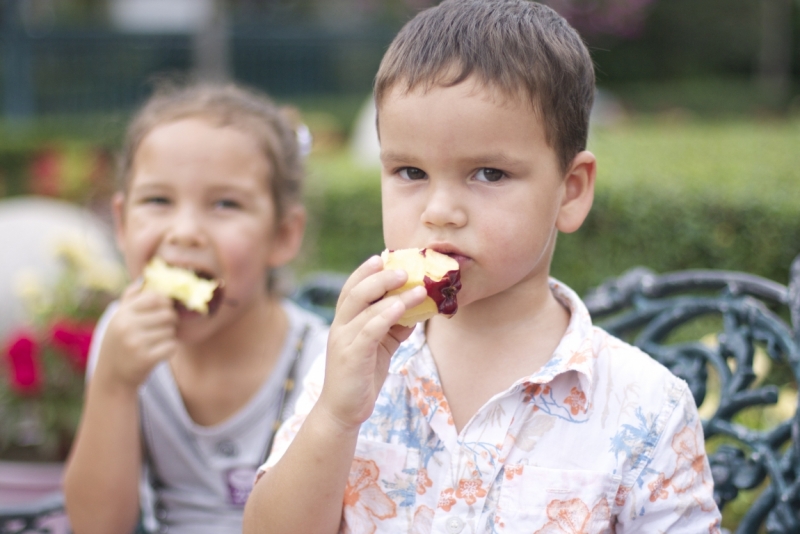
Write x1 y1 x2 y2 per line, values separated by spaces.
421 184 467 228
165 206 208 248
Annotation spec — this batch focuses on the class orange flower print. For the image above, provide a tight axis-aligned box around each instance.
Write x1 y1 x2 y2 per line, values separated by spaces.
563 387 587 416
566 347 592 367
342 458 397 534
456 477 487 505
413 377 451 421
522 383 552 403
669 426 707 494
438 488 457 512
504 464 523 481
416 468 433 495
648 473 670 502
533 497 611 534
411 505 435 534
614 485 631 507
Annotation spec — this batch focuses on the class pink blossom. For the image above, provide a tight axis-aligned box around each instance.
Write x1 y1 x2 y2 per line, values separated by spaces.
545 0 656 39
29 146 62 197
49 320 95 372
4 331 42 395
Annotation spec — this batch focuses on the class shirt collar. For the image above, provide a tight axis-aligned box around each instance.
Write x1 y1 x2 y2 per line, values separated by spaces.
389 279 598 400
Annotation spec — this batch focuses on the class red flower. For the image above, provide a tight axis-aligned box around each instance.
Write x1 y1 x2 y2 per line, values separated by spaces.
49 320 95 372
29 147 62 197
4 331 42 395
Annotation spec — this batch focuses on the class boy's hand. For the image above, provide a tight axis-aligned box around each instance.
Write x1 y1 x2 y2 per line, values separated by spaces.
319 255 428 431
94 281 179 392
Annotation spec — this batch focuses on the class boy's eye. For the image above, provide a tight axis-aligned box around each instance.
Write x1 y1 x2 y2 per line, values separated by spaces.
398 167 427 181
474 168 505 183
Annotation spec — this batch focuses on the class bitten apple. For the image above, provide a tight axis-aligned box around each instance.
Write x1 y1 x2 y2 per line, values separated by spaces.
142 257 222 315
381 248 461 327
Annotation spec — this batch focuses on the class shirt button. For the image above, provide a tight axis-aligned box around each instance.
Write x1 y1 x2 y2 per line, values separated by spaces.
446 516 465 534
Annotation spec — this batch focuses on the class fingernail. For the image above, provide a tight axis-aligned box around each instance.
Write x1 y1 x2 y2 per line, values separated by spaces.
367 255 382 268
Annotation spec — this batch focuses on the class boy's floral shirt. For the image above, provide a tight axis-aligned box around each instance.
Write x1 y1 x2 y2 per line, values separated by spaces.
262 281 722 533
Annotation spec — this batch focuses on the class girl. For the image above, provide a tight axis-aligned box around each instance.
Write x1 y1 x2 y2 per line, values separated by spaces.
63 84 328 534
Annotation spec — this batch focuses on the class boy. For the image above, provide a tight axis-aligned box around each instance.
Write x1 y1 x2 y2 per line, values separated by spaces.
244 1 722 532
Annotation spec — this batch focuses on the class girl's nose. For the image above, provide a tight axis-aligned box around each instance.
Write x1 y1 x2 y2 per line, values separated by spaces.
421 183 467 229
165 206 207 248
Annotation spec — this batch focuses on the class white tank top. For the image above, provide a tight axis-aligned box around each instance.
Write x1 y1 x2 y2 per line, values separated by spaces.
87 299 329 533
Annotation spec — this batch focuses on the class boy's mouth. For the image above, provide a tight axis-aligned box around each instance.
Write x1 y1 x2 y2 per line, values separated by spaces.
427 246 470 268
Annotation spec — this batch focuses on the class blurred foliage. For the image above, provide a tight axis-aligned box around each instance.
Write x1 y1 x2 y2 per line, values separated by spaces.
296 117 800 298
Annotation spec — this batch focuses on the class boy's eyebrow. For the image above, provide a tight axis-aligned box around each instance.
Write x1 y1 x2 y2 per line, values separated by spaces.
379 150 415 165
381 151 523 168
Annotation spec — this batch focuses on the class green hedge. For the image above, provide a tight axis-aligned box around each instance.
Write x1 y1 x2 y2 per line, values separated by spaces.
298 119 800 294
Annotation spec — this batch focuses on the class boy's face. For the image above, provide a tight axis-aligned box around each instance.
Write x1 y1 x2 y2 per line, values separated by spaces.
378 78 594 310
113 118 303 337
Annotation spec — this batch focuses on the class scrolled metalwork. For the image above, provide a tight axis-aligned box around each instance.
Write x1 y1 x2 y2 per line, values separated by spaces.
585 254 800 534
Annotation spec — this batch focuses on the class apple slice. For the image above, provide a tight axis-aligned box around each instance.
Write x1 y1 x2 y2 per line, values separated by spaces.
381 248 461 327
142 257 222 315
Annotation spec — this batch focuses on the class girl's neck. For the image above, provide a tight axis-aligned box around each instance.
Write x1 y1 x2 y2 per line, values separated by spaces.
180 294 288 369
170 295 290 427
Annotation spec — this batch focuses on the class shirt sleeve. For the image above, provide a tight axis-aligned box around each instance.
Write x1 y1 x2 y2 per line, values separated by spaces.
256 348 326 478
86 301 119 381
616 382 722 533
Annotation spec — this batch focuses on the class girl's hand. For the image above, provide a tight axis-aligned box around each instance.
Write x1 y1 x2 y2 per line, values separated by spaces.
318 255 427 431
94 281 179 392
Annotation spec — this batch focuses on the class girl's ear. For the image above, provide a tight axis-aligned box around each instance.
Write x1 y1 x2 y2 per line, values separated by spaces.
111 191 127 253
267 204 307 268
556 150 596 234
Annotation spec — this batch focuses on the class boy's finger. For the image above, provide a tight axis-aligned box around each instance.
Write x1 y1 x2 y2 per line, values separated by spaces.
352 298 416 355
335 256 384 309
342 286 427 346
335 268 412 326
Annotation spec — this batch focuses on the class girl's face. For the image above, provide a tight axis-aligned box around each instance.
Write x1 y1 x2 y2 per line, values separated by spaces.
113 118 304 336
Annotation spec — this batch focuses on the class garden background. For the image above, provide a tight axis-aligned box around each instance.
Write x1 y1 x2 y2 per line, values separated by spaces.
2 0 799 295
0 0 799 530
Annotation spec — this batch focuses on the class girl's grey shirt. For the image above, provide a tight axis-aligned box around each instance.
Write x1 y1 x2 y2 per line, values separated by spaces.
86 299 329 534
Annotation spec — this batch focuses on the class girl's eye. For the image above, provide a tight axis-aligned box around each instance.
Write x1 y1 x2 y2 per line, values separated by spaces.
214 199 241 210
474 168 505 183
142 196 170 205
398 167 427 181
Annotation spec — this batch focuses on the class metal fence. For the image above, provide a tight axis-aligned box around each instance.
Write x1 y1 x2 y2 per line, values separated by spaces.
1 25 393 119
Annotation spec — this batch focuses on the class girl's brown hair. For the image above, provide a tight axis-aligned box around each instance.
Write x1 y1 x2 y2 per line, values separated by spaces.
118 82 304 219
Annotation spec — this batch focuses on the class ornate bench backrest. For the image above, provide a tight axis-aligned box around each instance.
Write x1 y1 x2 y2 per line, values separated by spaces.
584 255 800 534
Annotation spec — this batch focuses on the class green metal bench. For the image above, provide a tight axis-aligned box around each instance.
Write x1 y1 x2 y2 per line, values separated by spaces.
584 254 800 533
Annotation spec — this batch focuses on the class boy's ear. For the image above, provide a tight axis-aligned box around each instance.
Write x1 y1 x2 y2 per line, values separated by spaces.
111 191 127 253
267 204 307 268
556 150 596 234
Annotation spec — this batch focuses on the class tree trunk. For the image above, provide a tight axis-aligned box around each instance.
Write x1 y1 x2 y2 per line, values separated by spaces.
758 0 793 109
192 0 230 83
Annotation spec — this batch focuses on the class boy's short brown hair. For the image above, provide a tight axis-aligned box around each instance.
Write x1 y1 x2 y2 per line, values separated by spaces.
374 0 595 173
119 83 304 219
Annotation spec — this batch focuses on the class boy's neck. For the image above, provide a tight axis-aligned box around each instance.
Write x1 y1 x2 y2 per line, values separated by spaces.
426 276 570 432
